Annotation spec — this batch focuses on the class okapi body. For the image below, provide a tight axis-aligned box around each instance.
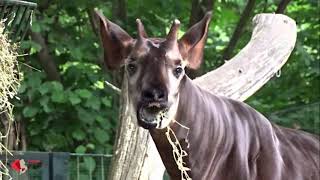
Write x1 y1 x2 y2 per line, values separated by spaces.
151 76 320 180
95 10 320 180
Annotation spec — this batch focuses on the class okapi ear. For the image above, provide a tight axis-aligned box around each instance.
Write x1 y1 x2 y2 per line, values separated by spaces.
178 12 212 69
95 10 133 70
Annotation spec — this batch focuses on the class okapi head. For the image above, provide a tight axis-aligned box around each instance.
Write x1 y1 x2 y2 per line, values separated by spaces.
95 11 212 129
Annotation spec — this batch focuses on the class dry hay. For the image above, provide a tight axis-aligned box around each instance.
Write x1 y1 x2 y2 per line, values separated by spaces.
0 23 20 179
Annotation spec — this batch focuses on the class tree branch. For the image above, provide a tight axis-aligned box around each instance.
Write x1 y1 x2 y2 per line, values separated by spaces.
222 0 256 61
29 31 61 81
187 0 215 79
112 0 127 24
189 0 215 27
276 0 292 14
105 81 121 94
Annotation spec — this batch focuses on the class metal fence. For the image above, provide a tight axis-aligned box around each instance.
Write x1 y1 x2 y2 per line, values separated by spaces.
0 151 173 180
0 151 112 180
68 153 112 180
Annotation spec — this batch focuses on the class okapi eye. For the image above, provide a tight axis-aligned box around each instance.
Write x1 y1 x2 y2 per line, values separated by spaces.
127 63 137 75
173 66 183 77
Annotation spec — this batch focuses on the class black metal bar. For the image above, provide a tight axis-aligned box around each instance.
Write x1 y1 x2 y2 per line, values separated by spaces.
8 5 22 31
1 1 37 42
0 4 8 20
12 6 29 41
18 8 32 41
3 5 16 33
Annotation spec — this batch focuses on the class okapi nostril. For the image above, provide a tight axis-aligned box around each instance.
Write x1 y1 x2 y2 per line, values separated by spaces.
142 89 167 101
142 90 154 100
154 89 165 100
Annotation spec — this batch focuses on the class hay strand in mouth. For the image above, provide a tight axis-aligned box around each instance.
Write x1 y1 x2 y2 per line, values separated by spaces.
165 121 192 180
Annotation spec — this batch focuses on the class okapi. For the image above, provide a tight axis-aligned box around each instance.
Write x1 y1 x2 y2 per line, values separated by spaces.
95 11 320 180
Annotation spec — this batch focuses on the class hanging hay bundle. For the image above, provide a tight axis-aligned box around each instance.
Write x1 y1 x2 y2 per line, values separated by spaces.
0 23 20 179
0 25 20 120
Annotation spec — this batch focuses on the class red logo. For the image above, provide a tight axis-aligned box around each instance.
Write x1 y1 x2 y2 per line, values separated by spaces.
11 159 28 174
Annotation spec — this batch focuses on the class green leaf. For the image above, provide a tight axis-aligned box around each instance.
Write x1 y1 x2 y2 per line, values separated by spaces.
94 128 109 144
51 91 66 103
18 83 27 93
83 157 96 173
76 89 92 99
39 96 53 113
95 116 111 130
20 40 42 54
51 82 63 92
28 72 42 88
75 145 86 153
70 47 84 59
95 116 105 123
85 96 101 110
23 106 39 118
31 22 41 32
38 82 51 95
69 93 81 105
77 107 94 124
86 143 95 150
72 129 86 141
101 97 112 107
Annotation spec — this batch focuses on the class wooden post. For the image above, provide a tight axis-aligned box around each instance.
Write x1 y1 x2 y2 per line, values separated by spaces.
108 13 297 180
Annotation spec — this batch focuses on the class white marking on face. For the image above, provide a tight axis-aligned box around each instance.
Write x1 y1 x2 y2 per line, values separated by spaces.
155 63 184 129
151 42 160 48
165 49 181 60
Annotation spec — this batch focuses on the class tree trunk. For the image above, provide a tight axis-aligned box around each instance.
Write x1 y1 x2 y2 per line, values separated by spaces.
108 14 297 180
276 0 292 14
221 0 256 61
29 31 61 82
112 0 127 25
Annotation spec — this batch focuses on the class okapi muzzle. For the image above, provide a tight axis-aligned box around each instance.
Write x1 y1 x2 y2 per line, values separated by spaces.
95 10 212 129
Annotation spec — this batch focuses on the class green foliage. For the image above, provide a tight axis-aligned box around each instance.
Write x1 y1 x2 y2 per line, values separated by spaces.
246 0 320 134
14 0 319 154
14 1 118 153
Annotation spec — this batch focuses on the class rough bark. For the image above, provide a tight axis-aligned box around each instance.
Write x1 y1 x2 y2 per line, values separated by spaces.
186 0 215 79
108 14 297 180
221 0 256 61
108 75 151 179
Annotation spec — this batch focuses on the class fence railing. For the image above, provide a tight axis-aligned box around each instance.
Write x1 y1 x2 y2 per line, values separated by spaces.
68 153 112 180
0 151 112 180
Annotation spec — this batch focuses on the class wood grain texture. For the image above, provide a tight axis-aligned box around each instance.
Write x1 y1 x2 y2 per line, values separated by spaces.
194 13 296 101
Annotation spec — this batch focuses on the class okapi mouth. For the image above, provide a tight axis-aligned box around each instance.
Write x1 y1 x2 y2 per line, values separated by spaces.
137 102 169 129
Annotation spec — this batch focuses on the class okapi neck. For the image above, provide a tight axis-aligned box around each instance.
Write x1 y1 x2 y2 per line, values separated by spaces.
150 75 231 179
